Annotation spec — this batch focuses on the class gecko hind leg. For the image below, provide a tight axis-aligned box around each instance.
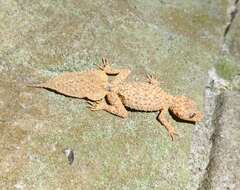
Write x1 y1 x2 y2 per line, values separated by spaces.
98 58 131 85
97 58 119 74
88 92 128 118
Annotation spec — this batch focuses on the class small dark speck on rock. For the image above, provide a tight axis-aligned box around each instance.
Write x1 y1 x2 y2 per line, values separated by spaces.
63 148 74 165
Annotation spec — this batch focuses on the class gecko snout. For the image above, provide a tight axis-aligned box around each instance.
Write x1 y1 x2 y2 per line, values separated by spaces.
170 96 203 123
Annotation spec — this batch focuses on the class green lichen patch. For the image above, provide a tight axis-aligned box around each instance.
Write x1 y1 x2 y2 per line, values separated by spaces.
215 57 240 80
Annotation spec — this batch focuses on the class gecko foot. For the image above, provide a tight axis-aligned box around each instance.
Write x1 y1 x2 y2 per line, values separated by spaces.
146 74 163 85
87 100 106 111
97 58 121 75
97 58 112 72
168 129 178 141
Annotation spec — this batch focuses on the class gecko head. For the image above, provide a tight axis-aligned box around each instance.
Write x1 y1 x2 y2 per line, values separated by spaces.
169 96 203 123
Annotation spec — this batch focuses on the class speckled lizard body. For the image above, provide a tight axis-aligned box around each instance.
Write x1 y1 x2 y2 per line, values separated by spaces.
88 58 203 140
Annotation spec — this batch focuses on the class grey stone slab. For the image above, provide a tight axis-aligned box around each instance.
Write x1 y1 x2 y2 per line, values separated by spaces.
200 92 240 190
0 0 239 189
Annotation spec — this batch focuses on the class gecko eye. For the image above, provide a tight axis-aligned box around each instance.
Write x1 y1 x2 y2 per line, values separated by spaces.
189 113 196 118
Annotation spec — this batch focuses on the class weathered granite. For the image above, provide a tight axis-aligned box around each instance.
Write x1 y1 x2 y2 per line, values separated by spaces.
200 92 240 190
222 0 240 60
188 68 240 190
0 0 239 190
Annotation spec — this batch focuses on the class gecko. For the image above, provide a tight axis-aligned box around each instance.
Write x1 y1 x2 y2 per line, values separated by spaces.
30 58 203 140
88 58 203 140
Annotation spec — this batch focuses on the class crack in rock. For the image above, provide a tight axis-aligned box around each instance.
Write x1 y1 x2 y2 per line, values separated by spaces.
221 0 239 53
188 69 229 190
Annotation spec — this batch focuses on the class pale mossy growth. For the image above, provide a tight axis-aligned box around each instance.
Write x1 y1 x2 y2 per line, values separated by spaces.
215 57 240 80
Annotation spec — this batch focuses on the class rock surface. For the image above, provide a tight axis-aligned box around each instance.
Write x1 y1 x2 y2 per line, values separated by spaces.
200 92 240 190
0 0 239 189
222 0 240 59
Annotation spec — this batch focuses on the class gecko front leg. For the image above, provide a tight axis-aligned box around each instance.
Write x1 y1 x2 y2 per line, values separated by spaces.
157 108 178 141
88 92 128 118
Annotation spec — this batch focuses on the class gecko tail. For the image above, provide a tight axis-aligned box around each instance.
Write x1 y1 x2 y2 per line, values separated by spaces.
26 83 47 88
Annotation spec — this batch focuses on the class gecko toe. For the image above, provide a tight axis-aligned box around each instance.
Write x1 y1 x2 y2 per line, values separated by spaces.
168 130 178 141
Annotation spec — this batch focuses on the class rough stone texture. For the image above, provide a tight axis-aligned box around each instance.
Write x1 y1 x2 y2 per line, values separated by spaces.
187 69 230 190
0 0 239 189
200 92 240 190
222 0 240 59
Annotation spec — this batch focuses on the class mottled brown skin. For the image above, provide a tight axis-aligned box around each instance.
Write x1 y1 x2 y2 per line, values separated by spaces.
89 58 203 140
